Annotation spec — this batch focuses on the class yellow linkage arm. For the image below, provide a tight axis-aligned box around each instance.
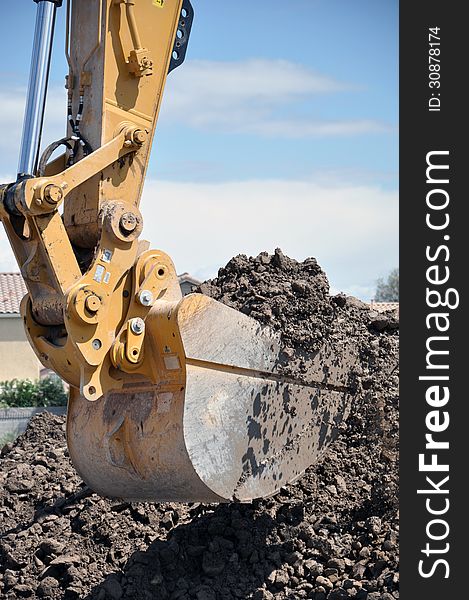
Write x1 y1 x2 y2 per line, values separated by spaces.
0 0 193 400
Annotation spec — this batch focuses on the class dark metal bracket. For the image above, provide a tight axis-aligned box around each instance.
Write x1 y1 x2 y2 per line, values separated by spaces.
168 0 194 73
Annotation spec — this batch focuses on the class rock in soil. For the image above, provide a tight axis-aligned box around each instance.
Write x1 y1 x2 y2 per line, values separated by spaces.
0 250 398 599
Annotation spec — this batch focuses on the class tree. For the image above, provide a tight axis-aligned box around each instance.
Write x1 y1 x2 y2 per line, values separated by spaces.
375 268 399 302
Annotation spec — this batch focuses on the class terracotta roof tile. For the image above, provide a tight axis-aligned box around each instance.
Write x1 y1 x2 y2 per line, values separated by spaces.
370 301 399 314
0 273 28 315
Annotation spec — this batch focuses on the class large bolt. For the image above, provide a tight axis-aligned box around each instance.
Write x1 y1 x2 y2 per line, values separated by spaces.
132 129 147 145
130 317 145 335
119 212 138 234
85 294 101 313
138 290 154 306
44 184 64 205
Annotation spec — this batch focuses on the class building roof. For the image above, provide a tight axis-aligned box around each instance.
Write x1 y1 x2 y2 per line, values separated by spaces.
178 272 202 286
369 301 399 314
0 273 27 315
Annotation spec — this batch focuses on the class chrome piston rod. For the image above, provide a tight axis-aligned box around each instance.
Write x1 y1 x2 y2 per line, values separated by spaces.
17 0 61 178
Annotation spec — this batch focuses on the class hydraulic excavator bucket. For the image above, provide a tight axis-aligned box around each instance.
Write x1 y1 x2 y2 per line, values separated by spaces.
67 282 357 502
1 0 359 504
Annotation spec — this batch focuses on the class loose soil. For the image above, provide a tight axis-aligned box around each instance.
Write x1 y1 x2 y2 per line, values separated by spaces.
0 250 399 600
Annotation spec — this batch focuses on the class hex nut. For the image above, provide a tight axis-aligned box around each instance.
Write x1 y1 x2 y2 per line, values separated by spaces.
138 290 153 306
130 317 145 335
132 129 147 144
44 184 64 205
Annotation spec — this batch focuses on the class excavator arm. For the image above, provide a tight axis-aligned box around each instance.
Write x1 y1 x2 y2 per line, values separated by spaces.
0 0 357 502
1 0 193 400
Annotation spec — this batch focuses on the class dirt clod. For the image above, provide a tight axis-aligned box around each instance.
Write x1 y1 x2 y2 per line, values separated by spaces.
1 250 398 599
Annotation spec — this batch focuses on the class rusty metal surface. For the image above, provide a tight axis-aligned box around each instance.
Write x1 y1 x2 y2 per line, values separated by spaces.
67 294 357 502
178 293 281 372
183 365 351 502
178 295 356 501
67 383 225 503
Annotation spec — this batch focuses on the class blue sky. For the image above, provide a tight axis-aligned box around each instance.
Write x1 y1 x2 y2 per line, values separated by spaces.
0 0 398 299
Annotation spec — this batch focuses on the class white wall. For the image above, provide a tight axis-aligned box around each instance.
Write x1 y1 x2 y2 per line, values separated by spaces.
0 316 41 381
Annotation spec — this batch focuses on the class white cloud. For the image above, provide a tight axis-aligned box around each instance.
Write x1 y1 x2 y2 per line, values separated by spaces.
246 118 390 138
0 60 389 149
161 59 390 138
139 178 398 298
0 178 397 298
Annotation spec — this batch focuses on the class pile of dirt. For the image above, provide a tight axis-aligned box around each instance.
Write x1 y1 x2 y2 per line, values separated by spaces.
198 250 397 382
198 250 335 353
0 250 399 600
